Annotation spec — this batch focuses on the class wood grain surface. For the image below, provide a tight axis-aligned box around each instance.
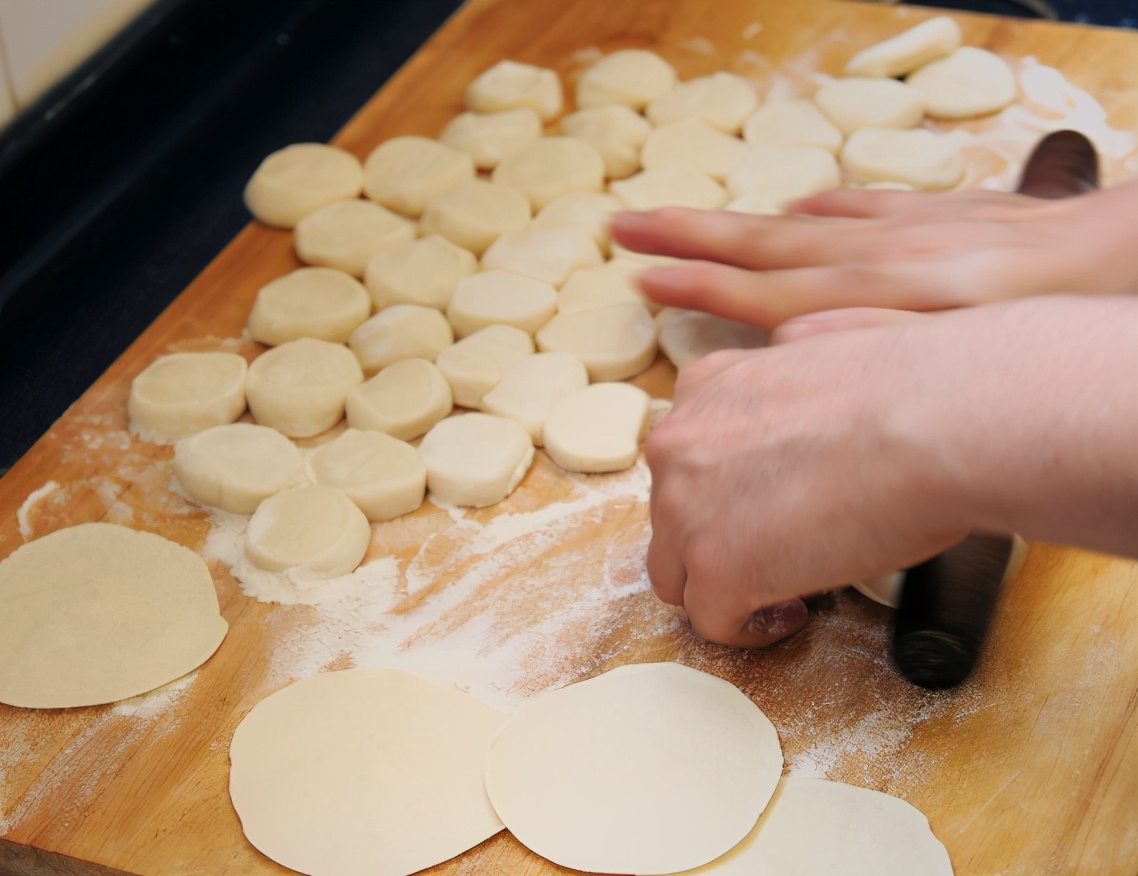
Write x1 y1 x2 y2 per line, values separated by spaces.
2 1 1137 875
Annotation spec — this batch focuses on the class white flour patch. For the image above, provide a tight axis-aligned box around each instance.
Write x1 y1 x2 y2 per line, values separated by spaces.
16 482 59 539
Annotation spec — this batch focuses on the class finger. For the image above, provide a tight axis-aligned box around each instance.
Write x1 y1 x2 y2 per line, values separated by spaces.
672 348 758 405
683 579 809 648
788 187 923 219
771 307 928 343
645 529 686 606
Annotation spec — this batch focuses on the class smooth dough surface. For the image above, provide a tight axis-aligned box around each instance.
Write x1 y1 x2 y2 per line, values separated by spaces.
0 523 227 708
646 72 759 133
905 46 1017 119
845 15 962 78
294 199 416 278
641 118 749 183
305 428 426 522
492 137 606 212
246 338 364 438
420 178 532 256
483 662 784 875
439 107 543 171
247 267 372 346
243 143 363 229
840 127 964 190
481 225 603 288
558 259 650 314
726 145 841 211
129 351 248 443
543 382 650 473
348 304 454 374
531 192 622 253
465 59 563 121
536 301 658 381
447 270 558 338
434 324 535 409
418 413 534 507
610 166 728 211
813 77 925 136
657 309 769 370
345 357 453 441
229 668 505 876
741 99 844 154
559 104 652 180
364 235 478 312
480 352 589 445
362 136 474 218
576 49 676 110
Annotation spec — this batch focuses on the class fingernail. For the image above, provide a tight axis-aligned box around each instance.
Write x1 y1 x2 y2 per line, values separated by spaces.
745 599 810 640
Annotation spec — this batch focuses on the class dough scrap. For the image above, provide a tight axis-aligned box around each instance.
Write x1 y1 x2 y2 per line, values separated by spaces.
245 485 371 579
345 357 453 441
610 166 728 211
559 104 652 180
840 127 963 191
348 304 454 374
246 338 364 438
364 235 478 312
905 46 1017 119
305 428 426 522
434 324 535 409
480 351 589 445
447 270 558 338
419 413 535 507
641 118 750 183
726 145 841 212
129 351 248 443
657 309 769 371
646 72 759 134
294 199 416 278
439 107 543 171
465 59 563 121
813 77 925 136
544 382 650 473
576 49 677 111
845 15 963 78
420 178 532 256
481 225 604 288
536 301 658 382
741 99 844 154
229 668 505 876
247 267 372 346
558 259 650 314
244 143 363 229
531 192 622 254
362 135 475 218
492 136 606 212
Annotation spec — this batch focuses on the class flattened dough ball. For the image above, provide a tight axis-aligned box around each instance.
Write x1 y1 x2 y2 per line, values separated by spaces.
129 351 248 443
531 192 622 253
465 59 563 121
559 105 652 180
646 72 759 134
905 46 1017 119
247 267 372 346
348 304 454 374
536 301 658 381
364 235 477 312
480 352 589 445
245 485 371 579
544 383 650 473
447 270 558 338
641 118 750 183
576 49 677 110
0 523 227 709
362 135 475 218
558 259 650 314
492 137 606 212
439 107 543 171
419 413 534 507
434 325 535 409
657 309 769 371
610 167 728 211
294 199 416 278
845 15 962 79
741 99 844 154
726 145 841 212
420 178 532 256
481 226 603 288
305 428 426 522
345 358 453 441
246 338 364 438
813 77 924 136
840 127 964 191
244 143 363 229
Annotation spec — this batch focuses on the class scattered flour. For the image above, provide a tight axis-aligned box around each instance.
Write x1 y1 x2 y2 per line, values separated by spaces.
16 482 59 539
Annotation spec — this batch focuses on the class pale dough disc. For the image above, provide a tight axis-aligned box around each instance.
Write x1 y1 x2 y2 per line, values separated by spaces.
813 77 925 136
559 104 652 180
492 136 607 212
243 143 363 229
246 338 364 438
465 59 563 121
741 99 844 155
481 226 604 288
905 46 1017 119
434 324 535 409
851 572 905 609
558 259 651 314
845 15 963 78
294 199 416 278
305 428 426 522
247 267 372 346
483 662 784 875
544 382 650 473
840 127 964 191
657 309 769 371
576 49 677 111
364 235 478 311
244 485 371 579
348 304 454 374
420 178 532 256
129 351 248 443
345 357 453 441
536 301 658 382
610 166 728 211
670 777 953 875
447 270 558 338
439 107 543 171
610 241 680 268
726 145 841 211
362 135 475 218
641 118 750 183
229 668 505 876
173 422 307 514
418 413 535 507
480 352 589 445
531 192 622 254
646 72 759 134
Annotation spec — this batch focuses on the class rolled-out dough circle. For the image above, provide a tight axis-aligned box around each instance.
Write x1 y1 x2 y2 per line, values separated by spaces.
294 199 416 278
0 523 228 708
229 668 505 876
128 351 248 443
419 413 534 507
245 338 364 438
247 267 372 346
483 662 784 875
362 135 475 218
304 428 426 522
243 143 363 229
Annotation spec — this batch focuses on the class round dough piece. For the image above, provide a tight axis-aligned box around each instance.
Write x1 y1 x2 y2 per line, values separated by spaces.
173 422 307 514
129 351 248 443
657 309 769 371
641 118 750 183
741 99 844 154
480 351 589 445
348 304 454 374
364 235 478 311
362 135 475 217
420 178 532 256
852 571 905 609
229 669 505 876
247 267 372 346
419 413 535 507
576 49 677 111
646 72 759 134
434 324 535 409
536 301 658 382
294 199 416 278
492 137 606 212
558 259 650 314
243 143 363 229
481 226 604 288
484 662 784 875
905 46 1017 119
531 192 622 254
840 127 964 191
813 77 925 136
439 107 543 171
465 59 563 121
246 338 364 438
610 166 728 211
726 145 841 212
544 383 650 473
345 358 453 441
305 429 426 522
447 270 558 338
245 485 371 579
845 15 963 79
559 104 652 180
0 523 227 709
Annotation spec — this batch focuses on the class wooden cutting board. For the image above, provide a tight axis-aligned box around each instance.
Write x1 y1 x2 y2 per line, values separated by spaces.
2 1 1136 874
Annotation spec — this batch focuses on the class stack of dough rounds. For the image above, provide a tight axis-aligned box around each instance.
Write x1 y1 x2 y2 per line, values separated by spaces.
465 59 563 121
657 309 769 371
439 107 543 170
575 48 677 110
245 338 363 438
640 118 750 183
543 382 650 473
841 127 964 190
481 226 604 288
418 413 534 507
726 145 842 211
345 358 453 441
845 15 962 78
362 135 476 217
813 77 925 135
447 270 558 338
247 267 372 346
420 178 532 256
364 235 477 311
128 351 248 443
536 301 658 381
559 104 652 180
244 143 363 229
305 428 426 522
294 199 416 277
610 166 728 211
348 304 454 373
492 137 607 211
434 324 535 408
530 192 622 253
905 46 1017 118
480 351 589 445
742 99 844 154
646 72 758 133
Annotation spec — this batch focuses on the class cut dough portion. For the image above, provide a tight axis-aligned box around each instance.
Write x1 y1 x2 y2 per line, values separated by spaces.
531 192 622 254
726 145 841 212
641 118 750 183
348 304 454 374
345 358 453 441
244 143 363 229
610 241 679 268
536 301 658 381
362 135 474 218
741 99 844 154
559 104 652 180
294 200 416 278
840 127 964 191
558 259 650 314
447 270 558 338
364 235 477 312
481 226 604 288
129 351 248 443
420 178 532 256
610 166 728 211
305 429 426 522
439 107 543 171
173 423 307 514
657 309 769 371
483 662 783 875
480 352 589 445
465 59 563 121
646 72 759 134
813 78 924 136
246 338 364 438
544 383 650 473
434 325 535 409
229 669 505 876
0 523 228 709
845 15 963 79
905 46 1017 119
245 485 371 579
247 267 372 346
576 49 677 110
492 137 606 212
419 413 535 507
